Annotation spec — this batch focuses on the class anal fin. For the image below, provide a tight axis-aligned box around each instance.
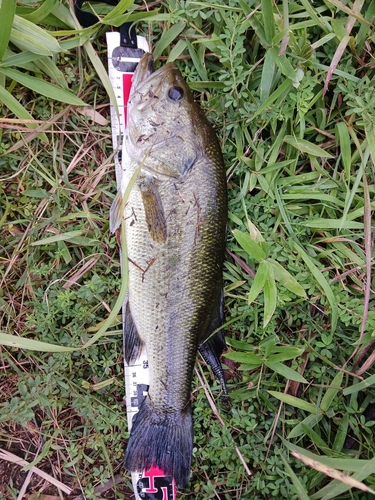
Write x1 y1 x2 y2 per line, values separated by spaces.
198 291 228 396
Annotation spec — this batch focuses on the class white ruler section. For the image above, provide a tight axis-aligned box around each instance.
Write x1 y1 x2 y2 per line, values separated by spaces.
106 32 177 500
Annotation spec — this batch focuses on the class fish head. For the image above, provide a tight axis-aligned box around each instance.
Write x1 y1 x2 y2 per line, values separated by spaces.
126 53 204 180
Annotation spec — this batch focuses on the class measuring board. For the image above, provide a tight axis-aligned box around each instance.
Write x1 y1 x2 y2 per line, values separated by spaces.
106 32 177 500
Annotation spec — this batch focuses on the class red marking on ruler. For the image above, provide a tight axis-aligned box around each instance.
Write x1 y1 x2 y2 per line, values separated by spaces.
142 466 177 499
122 73 133 128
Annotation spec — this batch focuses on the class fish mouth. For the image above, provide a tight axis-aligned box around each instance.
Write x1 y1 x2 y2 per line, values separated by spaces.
131 52 155 91
131 53 178 96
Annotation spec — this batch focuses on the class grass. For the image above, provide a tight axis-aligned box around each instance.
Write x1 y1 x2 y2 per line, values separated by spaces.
1 0 375 498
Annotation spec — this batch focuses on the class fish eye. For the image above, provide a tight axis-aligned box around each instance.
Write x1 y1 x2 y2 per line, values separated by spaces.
168 86 184 102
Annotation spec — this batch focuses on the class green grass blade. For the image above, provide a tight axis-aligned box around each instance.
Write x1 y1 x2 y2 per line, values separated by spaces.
253 78 292 118
0 82 48 142
263 265 277 327
0 332 75 352
280 453 311 500
295 451 375 500
167 39 187 63
248 261 268 304
20 0 56 23
343 373 375 395
269 47 297 83
267 259 307 298
233 229 267 262
336 122 351 179
284 136 334 158
268 391 317 413
0 0 16 62
12 14 63 55
261 0 275 45
332 413 349 453
260 50 276 102
283 440 372 472
31 231 83 246
153 21 186 59
83 39 118 117
0 67 86 105
292 241 338 333
288 414 324 439
320 371 343 413
101 0 135 23
266 362 308 383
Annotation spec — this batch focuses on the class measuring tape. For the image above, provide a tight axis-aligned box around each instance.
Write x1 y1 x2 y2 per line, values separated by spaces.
106 32 177 500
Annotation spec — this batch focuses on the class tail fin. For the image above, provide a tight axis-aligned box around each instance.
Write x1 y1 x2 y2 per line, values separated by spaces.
124 397 193 488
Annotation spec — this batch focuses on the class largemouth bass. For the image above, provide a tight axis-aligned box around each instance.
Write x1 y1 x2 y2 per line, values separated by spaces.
110 53 227 488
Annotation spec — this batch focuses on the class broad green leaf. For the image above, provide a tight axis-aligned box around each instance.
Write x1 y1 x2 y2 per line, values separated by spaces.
153 21 186 60
268 391 317 414
263 266 277 327
284 135 334 158
0 0 16 62
0 67 86 105
0 83 48 142
233 229 267 262
267 259 307 298
320 371 344 413
248 261 268 304
266 362 308 383
292 241 338 333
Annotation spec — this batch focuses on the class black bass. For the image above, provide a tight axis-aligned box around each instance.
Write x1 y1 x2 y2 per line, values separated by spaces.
110 53 227 488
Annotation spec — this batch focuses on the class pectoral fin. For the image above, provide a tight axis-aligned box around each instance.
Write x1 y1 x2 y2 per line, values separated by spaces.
110 191 123 234
123 300 143 364
198 291 228 396
140 177 167 243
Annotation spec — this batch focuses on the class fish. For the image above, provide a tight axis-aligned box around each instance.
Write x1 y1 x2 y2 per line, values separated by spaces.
110 53 228 489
